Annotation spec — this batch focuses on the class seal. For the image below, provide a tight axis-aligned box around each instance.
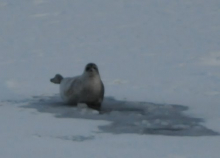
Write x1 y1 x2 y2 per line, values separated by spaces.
50 63 104 111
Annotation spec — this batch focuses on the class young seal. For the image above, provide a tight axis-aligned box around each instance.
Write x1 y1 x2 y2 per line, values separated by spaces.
50 63 104 111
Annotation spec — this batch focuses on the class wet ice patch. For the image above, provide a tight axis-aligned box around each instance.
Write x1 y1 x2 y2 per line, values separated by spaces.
20 95 219 136
56 135 95 142
33 134 95 142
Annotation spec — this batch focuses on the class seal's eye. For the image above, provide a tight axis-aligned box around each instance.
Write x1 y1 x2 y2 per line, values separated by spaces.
86 67 90 71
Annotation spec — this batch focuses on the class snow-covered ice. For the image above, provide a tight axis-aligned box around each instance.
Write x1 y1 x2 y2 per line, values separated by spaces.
0 0 220 158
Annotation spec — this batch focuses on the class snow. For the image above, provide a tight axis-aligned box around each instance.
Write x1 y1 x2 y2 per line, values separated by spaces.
0 0 220 157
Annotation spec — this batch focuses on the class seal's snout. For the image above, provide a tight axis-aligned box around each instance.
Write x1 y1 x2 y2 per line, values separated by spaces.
89 68 94 72
85 63 98 73
50 78 53 82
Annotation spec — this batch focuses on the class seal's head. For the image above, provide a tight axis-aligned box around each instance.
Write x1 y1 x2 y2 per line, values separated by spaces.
84 63 100 77
50 74 63 84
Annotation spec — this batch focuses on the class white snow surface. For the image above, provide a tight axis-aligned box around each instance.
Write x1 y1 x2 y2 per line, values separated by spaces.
0 0 220 157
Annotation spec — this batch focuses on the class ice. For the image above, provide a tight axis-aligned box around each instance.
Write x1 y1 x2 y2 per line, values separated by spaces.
0 0 220 158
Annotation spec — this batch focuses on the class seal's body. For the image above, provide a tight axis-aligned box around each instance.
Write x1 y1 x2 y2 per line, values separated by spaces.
50 63 104 110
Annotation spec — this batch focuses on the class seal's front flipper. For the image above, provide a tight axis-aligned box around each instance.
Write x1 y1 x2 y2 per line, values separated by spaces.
87 103 101 111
